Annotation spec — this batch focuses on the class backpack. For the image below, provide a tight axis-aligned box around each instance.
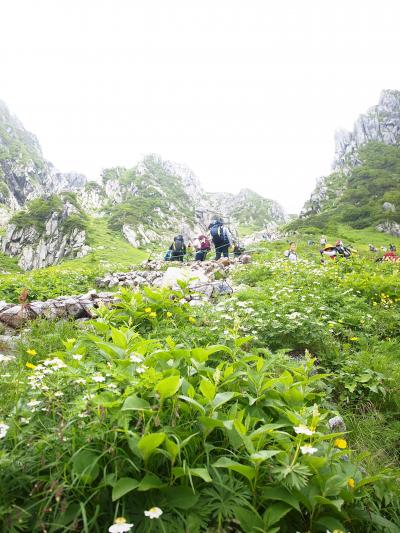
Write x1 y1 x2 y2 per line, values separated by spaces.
210 223 225 245
173 236 184 252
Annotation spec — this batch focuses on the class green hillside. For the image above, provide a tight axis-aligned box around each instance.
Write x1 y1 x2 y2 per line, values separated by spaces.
293 143 400 234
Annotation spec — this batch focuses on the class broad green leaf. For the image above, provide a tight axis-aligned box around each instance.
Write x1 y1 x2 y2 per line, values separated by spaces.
138 473 164 491
212 457 256 481
199 379 216 401
199 416 224 430
92 392 121 408
72 450 99 484
178 395 206 414
234 336 254 348
314 516 347 532
313 496 344 513
172 466 212 483
250 450 280 463
163 486 200 509
263 502 292 526
155 375 181 400
112 477 140 501
138 432 166 461
111 327 127 349
263 486 300 511
165 438 179 461
212 391 237 410
234 506 264 532
121 394 151 411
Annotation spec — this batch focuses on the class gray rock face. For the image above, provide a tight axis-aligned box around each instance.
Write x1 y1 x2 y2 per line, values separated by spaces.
0 101 88 212
376 220 400 237
0 203 91 270
333 89 400 171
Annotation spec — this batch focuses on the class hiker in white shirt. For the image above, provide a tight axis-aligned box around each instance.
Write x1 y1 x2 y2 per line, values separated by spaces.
284 242 298 262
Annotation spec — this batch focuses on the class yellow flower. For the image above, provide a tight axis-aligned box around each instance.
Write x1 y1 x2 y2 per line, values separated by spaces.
334 438 347 449
188 316 196 324
166 312 173 318
149 312 157 318
347 478 356 489
144 307 152 313
26 349 37 356
349 337 359 341
115 517 127 524
26 362 36 369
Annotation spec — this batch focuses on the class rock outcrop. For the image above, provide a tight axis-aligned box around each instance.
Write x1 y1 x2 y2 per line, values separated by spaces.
334 90 400 171
0 291 117 328
1 202 91 270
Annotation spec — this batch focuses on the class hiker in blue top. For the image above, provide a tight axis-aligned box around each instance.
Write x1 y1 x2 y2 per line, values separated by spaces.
209 218 232 260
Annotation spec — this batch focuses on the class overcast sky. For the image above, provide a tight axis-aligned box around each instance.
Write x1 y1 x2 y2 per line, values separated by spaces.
1 0 400 213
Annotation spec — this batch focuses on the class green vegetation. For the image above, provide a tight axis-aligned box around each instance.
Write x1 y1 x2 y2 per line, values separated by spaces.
0 101 45 169
10 193 88 233
230 189 284 229
0 218 148 302
1 234 400 531
293 142 400 232
105 155 195 233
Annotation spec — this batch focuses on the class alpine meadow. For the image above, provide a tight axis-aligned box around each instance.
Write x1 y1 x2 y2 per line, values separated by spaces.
1 28 400 533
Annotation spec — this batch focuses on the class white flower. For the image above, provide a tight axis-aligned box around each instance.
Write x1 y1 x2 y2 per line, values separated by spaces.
294 425 315 436
43 358 66 369
72 354 83 361
27 400 41 408
136 365 148 374
92 375 106 383
0 423 9 439
20 417 30 425
54 391 63 397
300 445 318 455
108 517 134 532
144 507 163 519
0 353 13 363
130 354 143 363
75 378 86 385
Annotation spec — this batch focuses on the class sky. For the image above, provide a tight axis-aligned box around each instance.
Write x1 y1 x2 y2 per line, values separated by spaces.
1 0 400 213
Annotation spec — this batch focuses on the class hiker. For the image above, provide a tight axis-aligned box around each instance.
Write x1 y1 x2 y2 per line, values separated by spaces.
382 250 400 262
169 235 186 262
320 242 351 260
209 219 232 260
193 234 211 261
389 244 397 252
320 235 327 247
284 242 298 262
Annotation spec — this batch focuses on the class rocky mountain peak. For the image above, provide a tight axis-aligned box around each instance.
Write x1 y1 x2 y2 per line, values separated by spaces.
334 89 400 171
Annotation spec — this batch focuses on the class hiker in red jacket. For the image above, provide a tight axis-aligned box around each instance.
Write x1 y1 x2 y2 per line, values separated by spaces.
193 234 211 261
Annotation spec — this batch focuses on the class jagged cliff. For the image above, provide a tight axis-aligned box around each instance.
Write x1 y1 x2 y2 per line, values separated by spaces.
0 101 87 218
334 90 400 171
0 196 91 270
299 90 400 236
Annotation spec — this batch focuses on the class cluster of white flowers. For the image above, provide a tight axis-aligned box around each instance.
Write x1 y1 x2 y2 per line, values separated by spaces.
0 423 9 439
92 374 106 383
129 353 143 363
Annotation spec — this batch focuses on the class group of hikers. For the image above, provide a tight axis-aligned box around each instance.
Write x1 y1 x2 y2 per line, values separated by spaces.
284 236 399 262
165 218 244 262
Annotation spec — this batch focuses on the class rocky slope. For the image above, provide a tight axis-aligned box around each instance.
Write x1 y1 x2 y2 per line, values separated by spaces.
334 90 400 171
299 90 400 235
0 101 87 222
0 100 285 264
0 196 91 270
